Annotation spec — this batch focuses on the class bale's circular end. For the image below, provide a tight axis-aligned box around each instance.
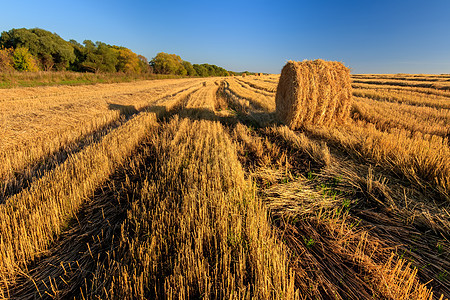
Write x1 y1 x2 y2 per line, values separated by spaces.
275 61 301 129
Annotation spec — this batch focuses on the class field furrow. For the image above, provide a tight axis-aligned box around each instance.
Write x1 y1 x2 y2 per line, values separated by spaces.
235 77 277 94
352 87 450 109
0 110 159 295
352 96 450 137
0 79 203 201
1 74 449 299
352 78 450 91
224 78 275 111
231 120 446 298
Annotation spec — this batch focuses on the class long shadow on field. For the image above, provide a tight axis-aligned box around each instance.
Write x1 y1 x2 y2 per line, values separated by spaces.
213 89 450 297
7 137 157 299
0 103 141 203
150 103 280 131
0 117 125 204
0 85 198 204
108 102 139 116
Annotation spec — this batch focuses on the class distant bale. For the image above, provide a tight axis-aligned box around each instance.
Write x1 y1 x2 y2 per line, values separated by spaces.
242 73 247 77
203 82 207 86
275 60 352 130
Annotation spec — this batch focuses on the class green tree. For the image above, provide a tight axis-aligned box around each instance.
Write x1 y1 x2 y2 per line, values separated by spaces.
0 28 75 70
13 47 39 71
182 61 197 76
81 41 119 73
138 55 152 74
192 63 230 77
39 52 54 71
151 52 186 75
68 39 85 71
193 64 208 77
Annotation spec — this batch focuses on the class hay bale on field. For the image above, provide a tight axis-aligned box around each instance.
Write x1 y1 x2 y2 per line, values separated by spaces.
203 82 207 87
275 59 352 130
242 73 247 77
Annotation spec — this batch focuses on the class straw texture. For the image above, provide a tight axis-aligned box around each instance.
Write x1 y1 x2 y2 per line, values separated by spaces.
276 60 352 129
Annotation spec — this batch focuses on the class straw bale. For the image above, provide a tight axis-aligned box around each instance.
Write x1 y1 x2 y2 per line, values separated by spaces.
275 60 352 129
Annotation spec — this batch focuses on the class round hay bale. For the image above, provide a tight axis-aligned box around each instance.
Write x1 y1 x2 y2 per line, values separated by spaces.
242 73 247 77
275 60 352 130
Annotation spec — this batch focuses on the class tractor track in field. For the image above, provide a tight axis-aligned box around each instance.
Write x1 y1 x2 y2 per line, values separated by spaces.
0 81 203 204
2 75 449 299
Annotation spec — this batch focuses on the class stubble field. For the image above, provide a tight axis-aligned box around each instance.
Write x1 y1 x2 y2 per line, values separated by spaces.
0 73 449 299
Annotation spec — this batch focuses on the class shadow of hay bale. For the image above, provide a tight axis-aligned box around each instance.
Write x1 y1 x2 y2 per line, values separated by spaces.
108 103 138 117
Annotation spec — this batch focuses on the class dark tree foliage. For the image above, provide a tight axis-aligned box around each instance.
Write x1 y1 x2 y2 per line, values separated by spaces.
138 55 152 73
192 63 230 77
79 41 119 73
150 52 232 77
0 28 76 70
182 61 197 76
0 28 147 73
68 39 86 72
150 52 186 75
193 63 229 77
0 28 235 75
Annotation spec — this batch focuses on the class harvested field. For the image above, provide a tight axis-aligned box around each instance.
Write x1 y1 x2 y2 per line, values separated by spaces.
0 73 449 299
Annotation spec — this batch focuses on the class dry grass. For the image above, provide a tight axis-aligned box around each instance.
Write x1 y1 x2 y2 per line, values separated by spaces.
352 86 450 109
0 78 203 199
0 110 159 296
352 96 450 137
1 73 449 299
223 77 275 111
306 123 450 198
83 117 297 299
231 121 445 299
275 60 352 129
235 78 275 97
352 76 450 91
236 77 277 95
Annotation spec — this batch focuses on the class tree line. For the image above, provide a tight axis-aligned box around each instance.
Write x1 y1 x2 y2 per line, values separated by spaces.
0 28 246 77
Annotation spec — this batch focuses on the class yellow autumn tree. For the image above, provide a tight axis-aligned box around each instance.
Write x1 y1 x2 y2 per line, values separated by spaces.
116 47 141 73
13 47 39 71
0 47 14 72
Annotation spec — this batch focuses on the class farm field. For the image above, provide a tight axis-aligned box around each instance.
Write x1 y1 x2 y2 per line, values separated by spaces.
0 73 449 299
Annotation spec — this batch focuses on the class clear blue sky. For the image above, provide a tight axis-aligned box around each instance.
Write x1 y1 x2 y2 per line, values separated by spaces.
1 0 450 74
